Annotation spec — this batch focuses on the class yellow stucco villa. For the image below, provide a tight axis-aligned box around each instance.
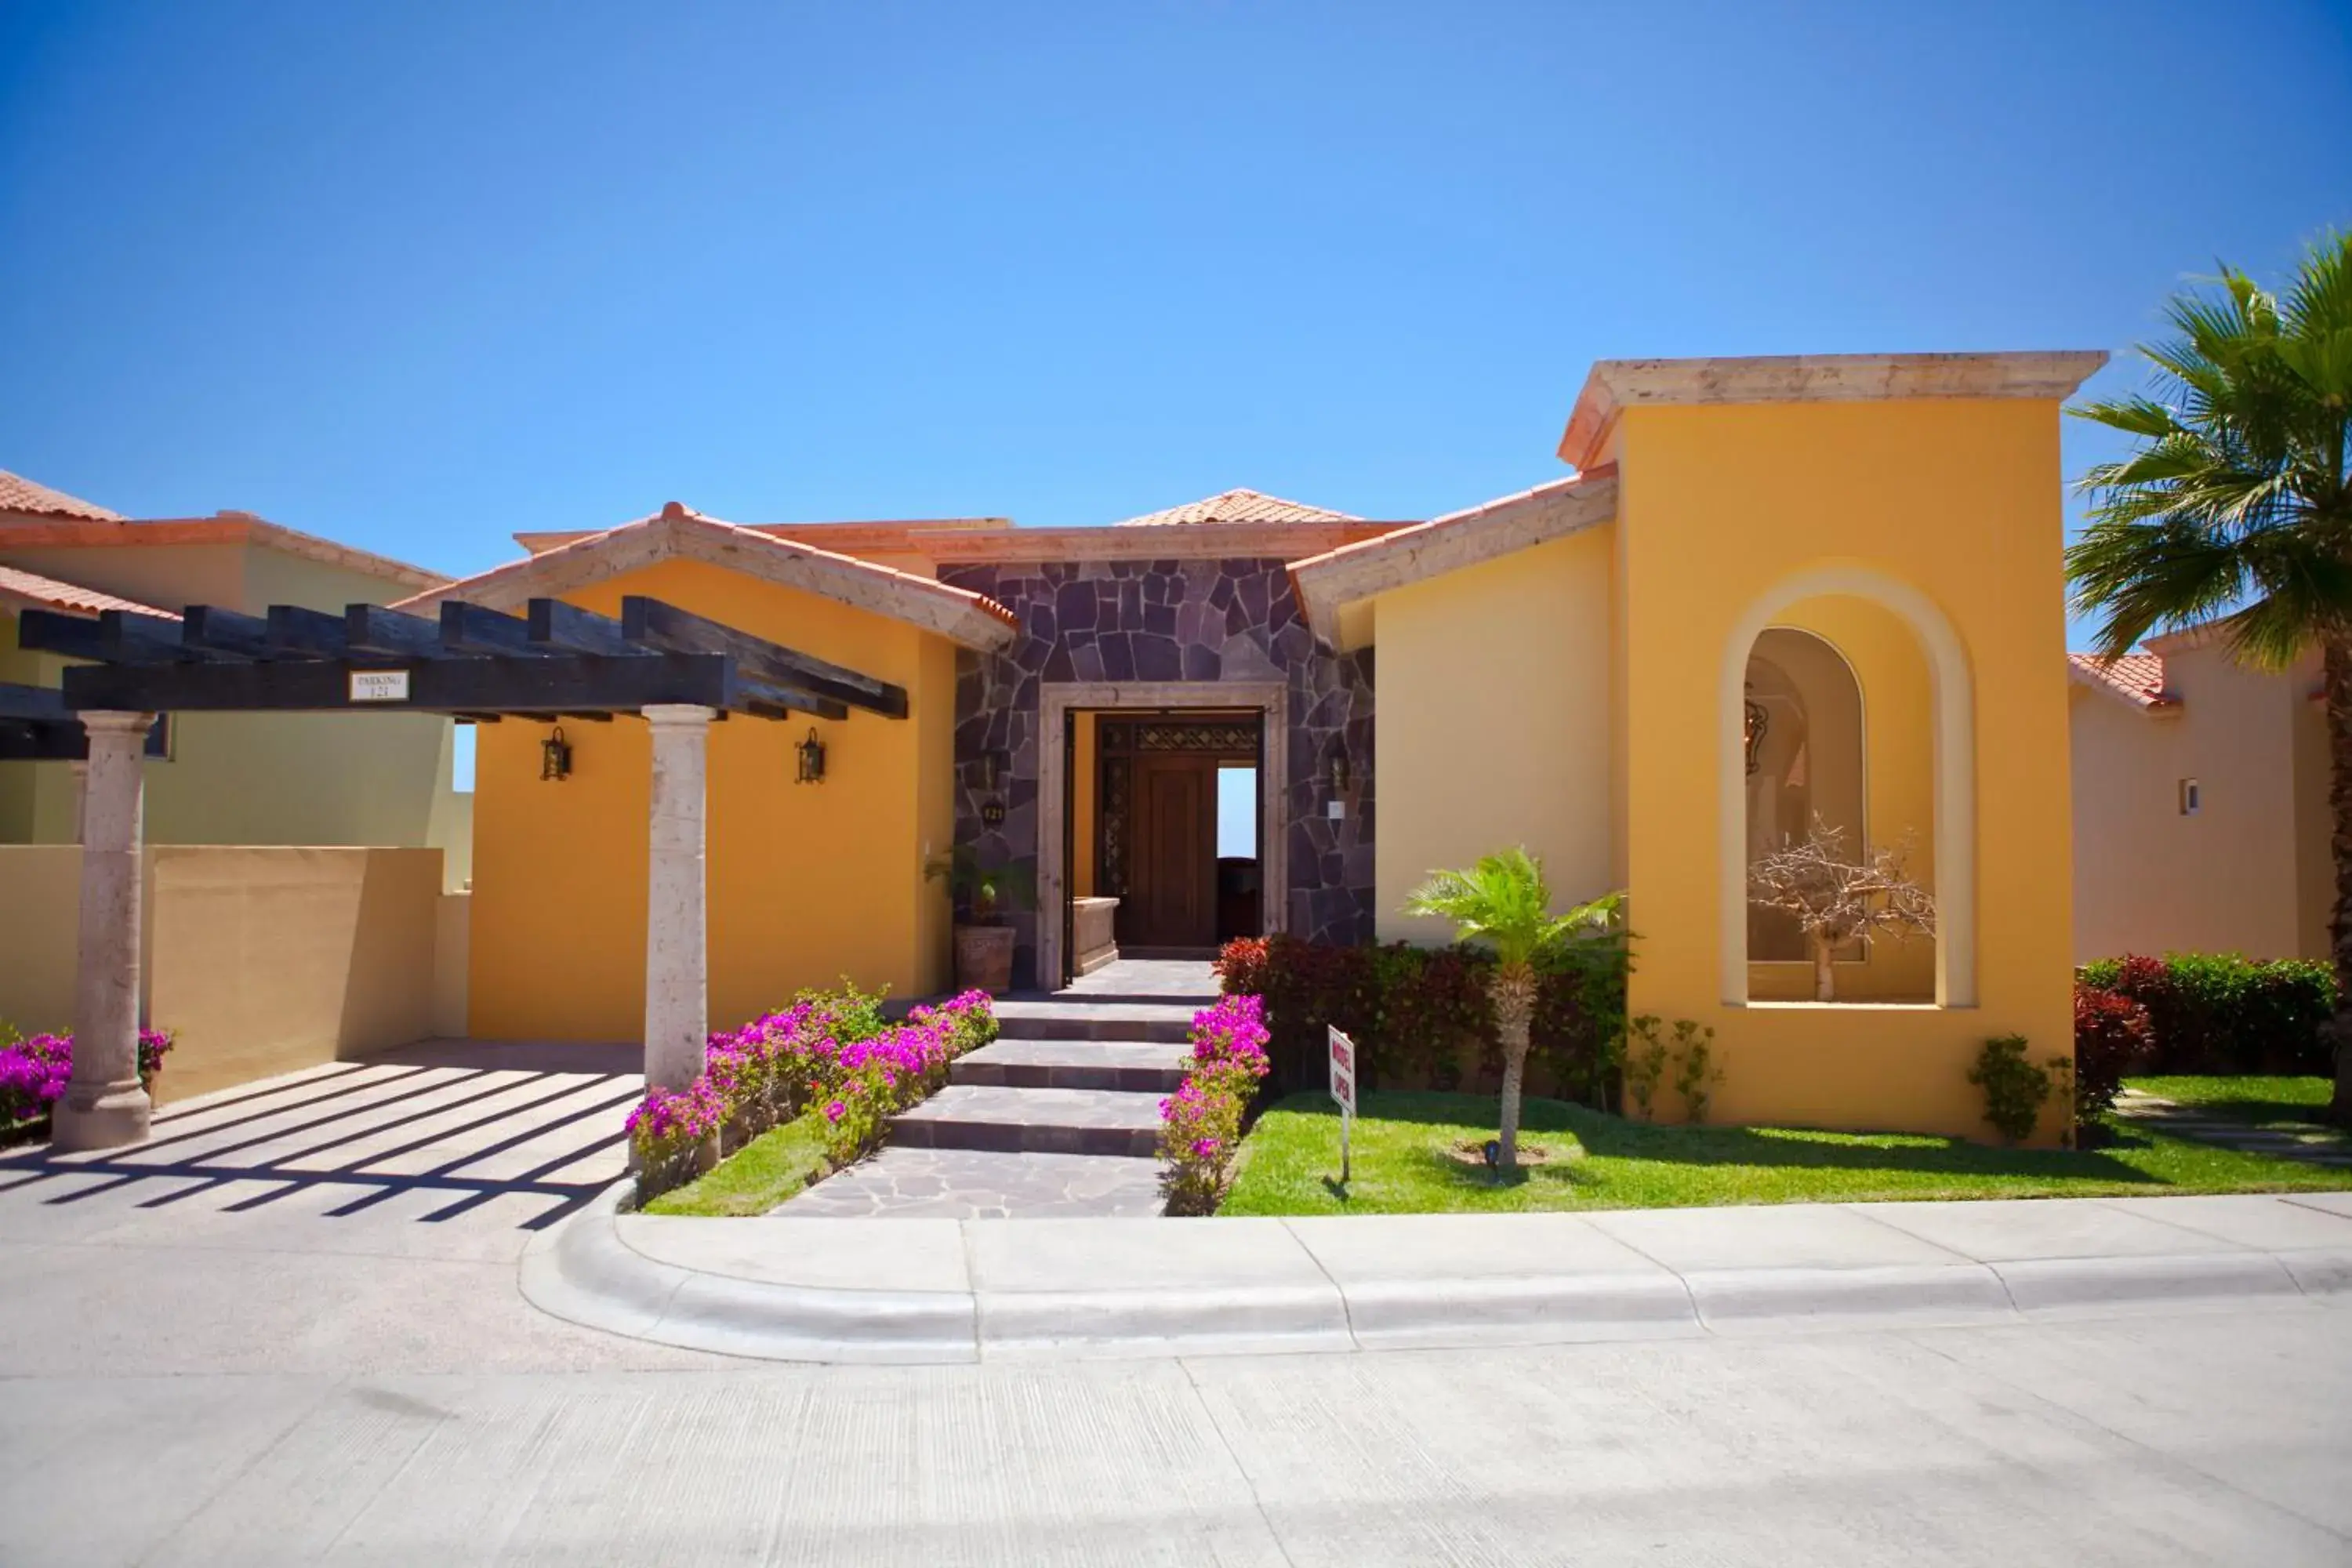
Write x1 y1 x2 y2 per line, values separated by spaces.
377 348 2103 1144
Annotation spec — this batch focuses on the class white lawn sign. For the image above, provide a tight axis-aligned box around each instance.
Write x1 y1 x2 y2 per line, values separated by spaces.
1327 1025 1358 1184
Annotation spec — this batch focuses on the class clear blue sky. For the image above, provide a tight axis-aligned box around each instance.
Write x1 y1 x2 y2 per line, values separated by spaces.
5 0 2349 619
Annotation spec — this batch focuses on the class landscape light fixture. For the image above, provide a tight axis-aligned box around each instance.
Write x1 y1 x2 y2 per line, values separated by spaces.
540 725 572 782
796 727 828 785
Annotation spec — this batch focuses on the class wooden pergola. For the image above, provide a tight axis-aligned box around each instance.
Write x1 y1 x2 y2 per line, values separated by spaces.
16 594 909 1152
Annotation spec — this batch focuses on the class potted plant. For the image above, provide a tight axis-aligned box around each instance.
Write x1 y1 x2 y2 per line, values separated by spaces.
924 846 1037 996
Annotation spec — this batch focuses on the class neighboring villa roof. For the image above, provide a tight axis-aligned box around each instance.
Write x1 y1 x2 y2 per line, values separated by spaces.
1110 488 1358 528
1287 467 1620 651
0 470 126 522
1556 350 2111 469
2067 651 2176 711
0 508 446 592
0 562 176 620
396 502 1020 652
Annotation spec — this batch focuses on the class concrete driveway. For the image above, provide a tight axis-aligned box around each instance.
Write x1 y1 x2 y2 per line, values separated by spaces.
0 1039 722 1376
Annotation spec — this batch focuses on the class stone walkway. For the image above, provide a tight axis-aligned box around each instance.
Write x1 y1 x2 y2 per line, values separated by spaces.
2114 1087 2352 1168
776 957 1218 1219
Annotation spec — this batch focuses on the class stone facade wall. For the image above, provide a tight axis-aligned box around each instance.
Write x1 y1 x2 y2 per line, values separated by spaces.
940 556 1374 986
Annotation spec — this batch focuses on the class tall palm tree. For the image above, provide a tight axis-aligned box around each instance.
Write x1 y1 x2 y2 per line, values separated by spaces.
1405 848 1621 1171
2067 230 2352 1122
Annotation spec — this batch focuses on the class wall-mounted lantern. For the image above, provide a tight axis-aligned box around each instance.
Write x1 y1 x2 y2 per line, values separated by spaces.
1743 693 1769 777
540 724 573 782
978 750 1007 792
1327 744 1350 797
795 727 828 785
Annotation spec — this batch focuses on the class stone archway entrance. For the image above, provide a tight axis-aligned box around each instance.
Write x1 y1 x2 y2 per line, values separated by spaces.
1037 680 1289 989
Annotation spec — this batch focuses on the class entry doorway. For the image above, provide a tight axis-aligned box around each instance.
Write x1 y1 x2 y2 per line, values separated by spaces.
1039 680 1290 991
1078 710 1263 959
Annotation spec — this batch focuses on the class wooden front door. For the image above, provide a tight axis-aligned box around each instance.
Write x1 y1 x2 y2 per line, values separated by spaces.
1130 753 1218 949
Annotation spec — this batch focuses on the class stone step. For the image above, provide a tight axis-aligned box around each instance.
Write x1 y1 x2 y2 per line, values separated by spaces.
890 1084 1163 1157
987 1000 1198 1043
774 1146 1165 1218
953 1038 1192 1093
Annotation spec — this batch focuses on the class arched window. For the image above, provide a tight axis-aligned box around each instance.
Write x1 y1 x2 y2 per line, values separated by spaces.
1744 629 1865 966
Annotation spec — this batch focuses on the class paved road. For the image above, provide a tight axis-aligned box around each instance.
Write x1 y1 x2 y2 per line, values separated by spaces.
4 1048 2348 1565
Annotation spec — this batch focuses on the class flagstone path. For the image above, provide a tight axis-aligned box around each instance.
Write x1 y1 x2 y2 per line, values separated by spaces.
2112 1086 2352 1168
773 958 1218 1219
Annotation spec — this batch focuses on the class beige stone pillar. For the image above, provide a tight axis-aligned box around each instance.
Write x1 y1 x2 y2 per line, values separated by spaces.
54 711 154 1151
642 704 714 1092
68 760 89 844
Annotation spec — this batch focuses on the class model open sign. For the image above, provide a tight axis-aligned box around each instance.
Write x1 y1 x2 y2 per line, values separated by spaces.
1328 1025 1357 1184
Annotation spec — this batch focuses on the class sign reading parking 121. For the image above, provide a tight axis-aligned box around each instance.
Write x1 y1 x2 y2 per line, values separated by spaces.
1328 1025 1357 1183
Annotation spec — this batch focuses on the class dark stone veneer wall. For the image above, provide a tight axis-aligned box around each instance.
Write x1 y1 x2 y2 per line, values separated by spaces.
939 556 1374 988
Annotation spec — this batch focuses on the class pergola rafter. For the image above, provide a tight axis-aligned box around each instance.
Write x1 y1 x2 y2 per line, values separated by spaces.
17 593 906 724
17 590 913 1154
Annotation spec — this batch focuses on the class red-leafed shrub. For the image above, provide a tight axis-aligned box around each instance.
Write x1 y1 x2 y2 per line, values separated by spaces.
2077 953 2334 1074
2072 984 2155 1127
1214 932 1628 1105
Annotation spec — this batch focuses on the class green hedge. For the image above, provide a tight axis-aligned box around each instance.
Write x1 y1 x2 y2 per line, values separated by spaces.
2076 953 2335 1076
1215 934 1629 1106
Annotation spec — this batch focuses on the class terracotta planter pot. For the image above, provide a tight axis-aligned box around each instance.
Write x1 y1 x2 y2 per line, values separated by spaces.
953 924 1017 995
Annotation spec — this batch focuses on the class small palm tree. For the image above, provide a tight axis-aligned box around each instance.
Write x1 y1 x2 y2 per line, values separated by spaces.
1406 848 1622 1171
2066 230 2352 1123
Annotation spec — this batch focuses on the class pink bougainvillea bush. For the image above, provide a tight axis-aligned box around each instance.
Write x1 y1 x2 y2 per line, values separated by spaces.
625 985 997 1204
1158 993 1271 1215
0 1025 174 1128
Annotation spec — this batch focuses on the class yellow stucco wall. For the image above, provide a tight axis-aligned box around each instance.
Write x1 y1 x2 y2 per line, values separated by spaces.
1072 710 1098 898
0 545 468 884
2070 645 2322 962
466 558 956 1043
1615 399 2075 1141
0 845 447 1102
1374 525 1617 943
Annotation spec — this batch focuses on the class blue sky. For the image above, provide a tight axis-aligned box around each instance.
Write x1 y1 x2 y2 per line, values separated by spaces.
4 0 2348 608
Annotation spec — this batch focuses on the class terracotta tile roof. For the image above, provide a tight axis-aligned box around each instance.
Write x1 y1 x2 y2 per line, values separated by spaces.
1111 488 1359 528
0 563 176 619
2067 651 2174 710
0 470 125 522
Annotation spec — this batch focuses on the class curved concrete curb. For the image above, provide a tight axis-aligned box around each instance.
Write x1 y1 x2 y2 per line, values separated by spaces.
521 1188 2352 1364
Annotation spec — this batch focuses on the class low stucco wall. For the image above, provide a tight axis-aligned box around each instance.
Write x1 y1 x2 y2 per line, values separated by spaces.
0 844 452 1105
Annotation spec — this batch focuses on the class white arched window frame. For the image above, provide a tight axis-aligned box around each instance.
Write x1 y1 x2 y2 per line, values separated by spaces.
1718 566 1975 1007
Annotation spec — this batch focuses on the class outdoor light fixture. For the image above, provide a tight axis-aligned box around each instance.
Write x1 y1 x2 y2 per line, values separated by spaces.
978 750 1006 791
1743 694 1769 777
1327 746 1350 796
540 725 572 782
795 727 828 785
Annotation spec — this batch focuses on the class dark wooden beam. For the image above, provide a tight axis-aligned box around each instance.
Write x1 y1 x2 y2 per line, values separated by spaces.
620 596 908 718
266 604 354 658
526 598 646 659
61 650 738 716
455 713 504 724
182 605 280 660
440 601 557 659
737 677 846 722
560 711 615 722
0 681 72 723
100 609 210 663
345 604 452 661
0 708 170 760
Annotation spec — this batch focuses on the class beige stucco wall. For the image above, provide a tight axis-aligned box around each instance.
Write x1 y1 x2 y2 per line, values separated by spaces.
0 844 451 1102
0 543 468 885
2071 644 2322 962
1375 524 1617 942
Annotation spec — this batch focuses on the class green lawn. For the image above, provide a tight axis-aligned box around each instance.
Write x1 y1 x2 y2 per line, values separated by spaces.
1218 1090 2352 1217
643 1105 837 1217
2128 1075 2336 1129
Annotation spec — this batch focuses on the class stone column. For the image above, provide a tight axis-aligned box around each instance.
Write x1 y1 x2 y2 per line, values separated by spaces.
54 711 154 1152
68 760 89 844
642 704 714 1093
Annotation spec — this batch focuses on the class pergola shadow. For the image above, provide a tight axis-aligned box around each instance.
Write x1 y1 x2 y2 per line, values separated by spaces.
0 1039 641 1232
